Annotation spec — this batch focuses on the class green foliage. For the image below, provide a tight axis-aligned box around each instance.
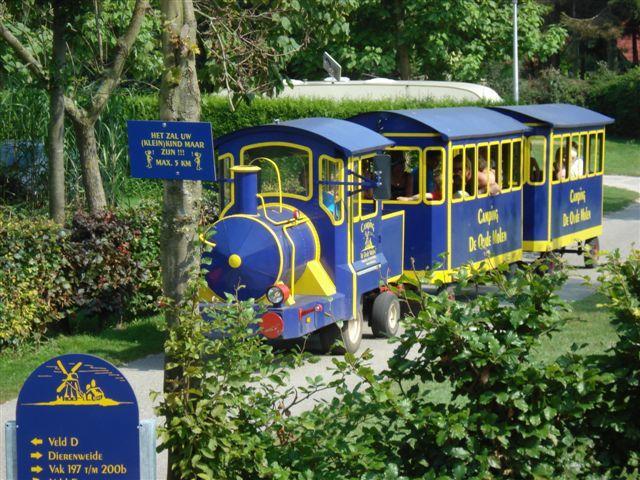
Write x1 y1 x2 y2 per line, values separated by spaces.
161 260 630 478
0 0 162 90
0 205 161 349
291 0 566 82
156 289 333 480
580 250 640 476
587 66 640 138
520 66 640 138
0 208 67 347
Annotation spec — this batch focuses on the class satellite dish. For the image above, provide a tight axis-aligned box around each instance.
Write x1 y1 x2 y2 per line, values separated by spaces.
322 52 342 82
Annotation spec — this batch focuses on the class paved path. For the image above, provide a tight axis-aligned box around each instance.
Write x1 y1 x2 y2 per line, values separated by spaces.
2 175 638 479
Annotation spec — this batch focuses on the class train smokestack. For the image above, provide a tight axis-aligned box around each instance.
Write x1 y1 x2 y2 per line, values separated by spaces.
231 165 260 215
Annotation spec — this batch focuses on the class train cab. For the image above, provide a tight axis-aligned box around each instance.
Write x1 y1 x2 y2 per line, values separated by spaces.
491 104 614 265
349 107 530 283
200 118 405 353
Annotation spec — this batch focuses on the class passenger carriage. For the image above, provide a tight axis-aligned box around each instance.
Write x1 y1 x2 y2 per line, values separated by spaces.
348 107 529 283
200 118 405 353
491 104 614 265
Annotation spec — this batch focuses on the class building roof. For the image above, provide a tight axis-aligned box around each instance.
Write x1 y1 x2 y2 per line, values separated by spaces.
490 104 614 128
216 117 393 156
349 107 529 141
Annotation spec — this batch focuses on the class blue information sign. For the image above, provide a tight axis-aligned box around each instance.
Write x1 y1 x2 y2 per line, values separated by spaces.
127 120 215 181
16 354 140 480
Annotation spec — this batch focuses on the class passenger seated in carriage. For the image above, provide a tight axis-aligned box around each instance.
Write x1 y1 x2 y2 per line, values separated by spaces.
569 141 584 179
453 154 473 198
478 154 500 195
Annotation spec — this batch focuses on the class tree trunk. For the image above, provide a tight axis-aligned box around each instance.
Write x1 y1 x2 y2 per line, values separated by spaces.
72 120 107 213
391 0 411 79
48 0 66 224
633 29 639 65
159 1 202 478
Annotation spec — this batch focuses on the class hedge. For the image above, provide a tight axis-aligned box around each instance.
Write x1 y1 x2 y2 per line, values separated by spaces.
0 205 161 349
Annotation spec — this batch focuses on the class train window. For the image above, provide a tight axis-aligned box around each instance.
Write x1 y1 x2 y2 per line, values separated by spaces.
476 144 498 197
568 134 585 180
452 146 475 202
552 135 570 183
579 134 588 179
425 148 444 203
597 132 605 173
216 153 234 209
490 143 501 191
352 156 377 219
242 143 312 199
501 141 512 190
319 155 344 224
588 133 597 175
512 140 522 188
526 136 546 185
387 148 421 203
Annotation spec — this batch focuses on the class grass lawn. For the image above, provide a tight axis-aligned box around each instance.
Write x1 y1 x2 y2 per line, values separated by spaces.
535 293 618 362
603 185 640 213
0 315 165 403
606 137 640 176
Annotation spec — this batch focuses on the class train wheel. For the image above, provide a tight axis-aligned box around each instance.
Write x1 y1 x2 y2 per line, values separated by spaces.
318 310 363 355
371 292 401 338
584 237 600 269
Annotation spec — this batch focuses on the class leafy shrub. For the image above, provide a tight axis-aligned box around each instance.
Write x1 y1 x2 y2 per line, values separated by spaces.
521 67 589 106
160 261 616 479
0 205 162 349
587 66 640 138
156 290 319 480
0 208 70 347
580 249 640 476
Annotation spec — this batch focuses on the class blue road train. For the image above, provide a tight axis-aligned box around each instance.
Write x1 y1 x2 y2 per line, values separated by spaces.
200 104 614 353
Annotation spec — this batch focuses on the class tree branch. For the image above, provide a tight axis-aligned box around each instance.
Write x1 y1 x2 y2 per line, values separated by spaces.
0 15 88 124
0 19 48 85
86 0 150 121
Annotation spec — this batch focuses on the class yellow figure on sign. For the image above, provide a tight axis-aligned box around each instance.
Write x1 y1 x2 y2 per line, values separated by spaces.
23 360 129 407
145 150 153 169
194 151 202 171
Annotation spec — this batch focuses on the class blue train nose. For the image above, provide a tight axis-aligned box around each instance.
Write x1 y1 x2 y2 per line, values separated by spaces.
201 215 284 301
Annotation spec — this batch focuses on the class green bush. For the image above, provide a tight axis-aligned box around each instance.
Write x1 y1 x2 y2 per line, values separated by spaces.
521 67 589 106
0 205 161 349
587 67 640 139
520 66 639 138
0 208 70 348
160 261 621 479
579 250 640 476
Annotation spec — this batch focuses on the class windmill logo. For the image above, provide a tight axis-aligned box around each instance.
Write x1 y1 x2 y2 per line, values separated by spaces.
22 359 131 407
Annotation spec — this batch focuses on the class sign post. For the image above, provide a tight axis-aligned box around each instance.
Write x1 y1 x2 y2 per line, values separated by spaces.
127 120 215 181
14 354 142 480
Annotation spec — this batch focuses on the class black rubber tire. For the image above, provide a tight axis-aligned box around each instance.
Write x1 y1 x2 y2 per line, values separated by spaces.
584 237 600 269
318 310 363 355
370 291 401 338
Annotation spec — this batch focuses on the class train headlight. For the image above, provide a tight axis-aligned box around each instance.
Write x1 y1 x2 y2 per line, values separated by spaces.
266 284 289 304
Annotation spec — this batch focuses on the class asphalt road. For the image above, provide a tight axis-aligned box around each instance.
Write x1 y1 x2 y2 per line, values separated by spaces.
1 175 638 479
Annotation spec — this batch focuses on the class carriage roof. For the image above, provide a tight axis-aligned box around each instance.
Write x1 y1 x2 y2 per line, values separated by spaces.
216 117 394 157
349 107 530 141
490 104 614 129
